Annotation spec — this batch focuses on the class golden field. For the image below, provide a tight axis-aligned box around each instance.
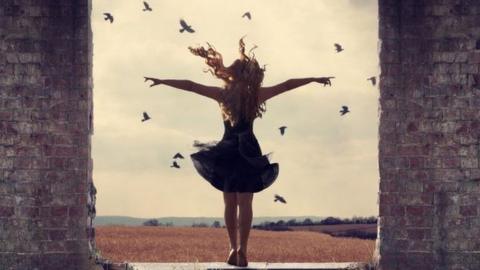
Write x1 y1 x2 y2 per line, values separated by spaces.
96 226 375 263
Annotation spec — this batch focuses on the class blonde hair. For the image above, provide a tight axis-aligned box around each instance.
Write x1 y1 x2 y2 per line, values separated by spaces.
189 38 266 126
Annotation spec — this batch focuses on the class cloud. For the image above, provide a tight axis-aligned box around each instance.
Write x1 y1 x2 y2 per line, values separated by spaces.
92 0 379 218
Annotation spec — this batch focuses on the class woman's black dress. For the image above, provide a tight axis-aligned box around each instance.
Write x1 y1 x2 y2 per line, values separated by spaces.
190 119 279 193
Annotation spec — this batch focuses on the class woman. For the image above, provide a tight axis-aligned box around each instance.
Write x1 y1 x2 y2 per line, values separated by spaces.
144 38 332 266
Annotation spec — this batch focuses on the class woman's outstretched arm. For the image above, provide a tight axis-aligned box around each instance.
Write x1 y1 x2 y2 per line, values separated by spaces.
144 77 223 102
258 77 334 103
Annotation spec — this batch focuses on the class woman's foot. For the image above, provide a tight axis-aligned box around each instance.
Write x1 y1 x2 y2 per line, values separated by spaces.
237 249 248 267
226 248 238 266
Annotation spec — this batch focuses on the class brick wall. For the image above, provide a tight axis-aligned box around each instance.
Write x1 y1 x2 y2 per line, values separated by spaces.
1 0 479 269
377 1 480 269
0 1 94 269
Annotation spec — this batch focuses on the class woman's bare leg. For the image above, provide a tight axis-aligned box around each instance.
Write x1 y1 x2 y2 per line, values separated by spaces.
237 192 254 266
223 192 238 265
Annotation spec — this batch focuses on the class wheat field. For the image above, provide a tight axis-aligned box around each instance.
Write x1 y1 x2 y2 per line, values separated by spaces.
96 226 375 263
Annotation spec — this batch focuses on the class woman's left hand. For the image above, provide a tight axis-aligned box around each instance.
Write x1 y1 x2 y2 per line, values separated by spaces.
314 77 334 86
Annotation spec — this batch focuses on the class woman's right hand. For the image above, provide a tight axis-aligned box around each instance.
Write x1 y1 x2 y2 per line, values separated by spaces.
144 77 163 87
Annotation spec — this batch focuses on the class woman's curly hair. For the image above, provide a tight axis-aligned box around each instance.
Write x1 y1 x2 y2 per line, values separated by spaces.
189 38 266 126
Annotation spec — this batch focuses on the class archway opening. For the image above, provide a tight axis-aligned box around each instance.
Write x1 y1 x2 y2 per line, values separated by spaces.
91 0 380 265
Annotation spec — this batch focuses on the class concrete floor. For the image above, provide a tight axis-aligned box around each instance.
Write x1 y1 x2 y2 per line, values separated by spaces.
128 262 366 270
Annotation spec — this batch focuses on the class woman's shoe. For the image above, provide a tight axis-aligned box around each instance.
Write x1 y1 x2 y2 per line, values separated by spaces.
226 248 238 266
237 249 248 267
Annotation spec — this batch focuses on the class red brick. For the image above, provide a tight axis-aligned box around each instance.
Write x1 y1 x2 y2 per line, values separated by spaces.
468 51 480 63
441 157 460 168
406 206 424 216
0 207 14 217
391 205 406 216
48 230 67 241
51 206 68 217
1 2 93 267
17 207 39 218
41 241 66 253
407 229 431 240
68 206 84 218
39 207 51 218
48 158 65 170
0 111 13 120
455 123 470 134
409 157 425 169
460 205 477 216
407 122 418 132
53 146 76 156
380 193 398 204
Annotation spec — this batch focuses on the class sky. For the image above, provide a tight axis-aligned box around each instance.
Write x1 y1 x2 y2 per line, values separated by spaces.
92 0 380 218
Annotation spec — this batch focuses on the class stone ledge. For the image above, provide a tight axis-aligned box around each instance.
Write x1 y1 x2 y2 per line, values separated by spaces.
128 262 366 270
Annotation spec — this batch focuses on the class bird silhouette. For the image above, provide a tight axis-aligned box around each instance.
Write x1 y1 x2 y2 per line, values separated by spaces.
274 194 287 204
173 153 184 159
103 13 114 23
340 106 350 116
141 112 151 122
179 19 195 33
242 12 251 20
171 161 180 169
279 126 287 136
367 76 376 86
334 43 344 53
142 1 152 11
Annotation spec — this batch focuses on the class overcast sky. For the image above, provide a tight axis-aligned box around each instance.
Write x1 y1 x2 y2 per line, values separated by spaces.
92 0 379 218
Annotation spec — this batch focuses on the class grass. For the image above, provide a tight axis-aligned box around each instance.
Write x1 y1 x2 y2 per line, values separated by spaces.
289 224 377 239
96 226 375 263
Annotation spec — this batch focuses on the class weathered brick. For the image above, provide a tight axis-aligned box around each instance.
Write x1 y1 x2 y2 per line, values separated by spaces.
460 157 479 169
0 158 14 169
406 206 426 216
6 53 20 63
48 229 67 241
51 206 68 217
68 206 85 218
16 207 39 218
0 2 94 267
468 52 480 63
379 2 480 269
0 207 15 217
441 156 461 168
460 205 478 216
407 228 432 240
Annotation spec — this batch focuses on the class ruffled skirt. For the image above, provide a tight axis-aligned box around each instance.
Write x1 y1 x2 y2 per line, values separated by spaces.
190 130 279 193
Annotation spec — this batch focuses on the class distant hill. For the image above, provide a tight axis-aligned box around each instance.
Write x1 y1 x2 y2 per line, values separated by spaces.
94 216 325 227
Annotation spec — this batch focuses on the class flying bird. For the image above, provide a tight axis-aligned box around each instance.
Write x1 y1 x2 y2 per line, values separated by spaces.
179 19 195 33
141 112 151 122
274 194 287 204
278 126 287 136
103 13 114 23
367 76 377 86
171 161 180 169
142 1 152 11
173 153 184 159
334 43 344 53
340 106 350 116
242 12 251 20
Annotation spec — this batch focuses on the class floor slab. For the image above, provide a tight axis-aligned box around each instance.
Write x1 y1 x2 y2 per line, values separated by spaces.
128 262 365 270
